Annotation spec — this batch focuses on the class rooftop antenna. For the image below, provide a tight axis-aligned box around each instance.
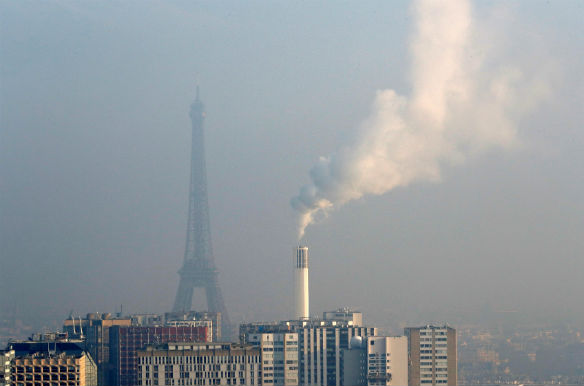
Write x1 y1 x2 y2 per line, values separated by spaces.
194 73 200 102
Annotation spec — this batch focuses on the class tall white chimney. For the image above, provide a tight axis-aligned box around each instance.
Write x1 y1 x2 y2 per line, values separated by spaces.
294 246 309 320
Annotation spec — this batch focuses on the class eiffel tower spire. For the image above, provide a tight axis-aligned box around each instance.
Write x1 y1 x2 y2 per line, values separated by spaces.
173 87 232 339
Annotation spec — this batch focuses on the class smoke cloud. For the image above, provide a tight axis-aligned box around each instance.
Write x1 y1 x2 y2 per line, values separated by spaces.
291 0 550 239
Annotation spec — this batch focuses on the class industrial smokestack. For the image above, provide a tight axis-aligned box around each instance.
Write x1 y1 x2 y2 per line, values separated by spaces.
294 246 309 320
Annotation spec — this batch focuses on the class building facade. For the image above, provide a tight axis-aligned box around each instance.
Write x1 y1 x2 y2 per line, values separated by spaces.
323 309 363 327
341 339 366 386
164 312 221 342
110 325 211 386
298 321 377 386
10 352 97 386
1 350 14 386
366 336 408 386
63 313 132 385
241 319 377 386
404 325 456 386
341 336 408 386
8 336 97 386
137 342 260 386
246 332 299 385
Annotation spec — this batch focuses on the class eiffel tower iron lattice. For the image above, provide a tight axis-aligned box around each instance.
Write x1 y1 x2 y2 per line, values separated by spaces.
172 87 232 338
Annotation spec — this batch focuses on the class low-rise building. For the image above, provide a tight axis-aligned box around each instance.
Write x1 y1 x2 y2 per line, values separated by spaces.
137 342 260 386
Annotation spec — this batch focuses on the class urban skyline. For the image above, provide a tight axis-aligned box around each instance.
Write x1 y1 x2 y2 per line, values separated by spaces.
1 2 583 384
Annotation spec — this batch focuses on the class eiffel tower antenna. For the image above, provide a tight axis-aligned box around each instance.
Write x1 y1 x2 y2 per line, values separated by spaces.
172 86 232 339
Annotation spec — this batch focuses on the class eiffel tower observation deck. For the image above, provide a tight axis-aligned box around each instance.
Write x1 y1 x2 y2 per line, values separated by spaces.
173 87 232 339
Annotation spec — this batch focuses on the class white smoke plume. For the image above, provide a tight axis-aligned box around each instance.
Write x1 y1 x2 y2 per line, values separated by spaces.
291 0 550 239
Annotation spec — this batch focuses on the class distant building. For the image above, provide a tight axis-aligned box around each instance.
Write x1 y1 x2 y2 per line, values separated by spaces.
63 311 219 384
241 318 377 386
8 334 97 386
238 321 292 344
405 325 457 386
63 313 132 385
165 319 213 331
130 314 165 327
245 332 299 385
137 342 260 386
127 312 221 342
1 349 15 386
109 325 211 386
323 308 363 327
164 311 221 341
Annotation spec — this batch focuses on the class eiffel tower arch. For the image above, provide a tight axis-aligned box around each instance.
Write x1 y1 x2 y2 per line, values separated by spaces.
173 87 232 339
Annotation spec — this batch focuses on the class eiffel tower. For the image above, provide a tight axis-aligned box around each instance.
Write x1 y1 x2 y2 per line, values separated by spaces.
173 87 232 339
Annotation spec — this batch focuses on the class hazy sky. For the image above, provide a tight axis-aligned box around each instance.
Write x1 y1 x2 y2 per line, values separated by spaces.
1 1 583 332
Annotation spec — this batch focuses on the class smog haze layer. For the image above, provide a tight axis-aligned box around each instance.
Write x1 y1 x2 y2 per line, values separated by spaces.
1 1 583 331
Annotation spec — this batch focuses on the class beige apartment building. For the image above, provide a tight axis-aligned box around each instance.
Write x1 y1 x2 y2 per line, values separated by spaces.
405 325 457 386
11 351 97 386
137 342 261 386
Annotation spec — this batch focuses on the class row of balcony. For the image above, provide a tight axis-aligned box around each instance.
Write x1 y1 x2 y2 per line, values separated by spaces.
15 366 78 373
